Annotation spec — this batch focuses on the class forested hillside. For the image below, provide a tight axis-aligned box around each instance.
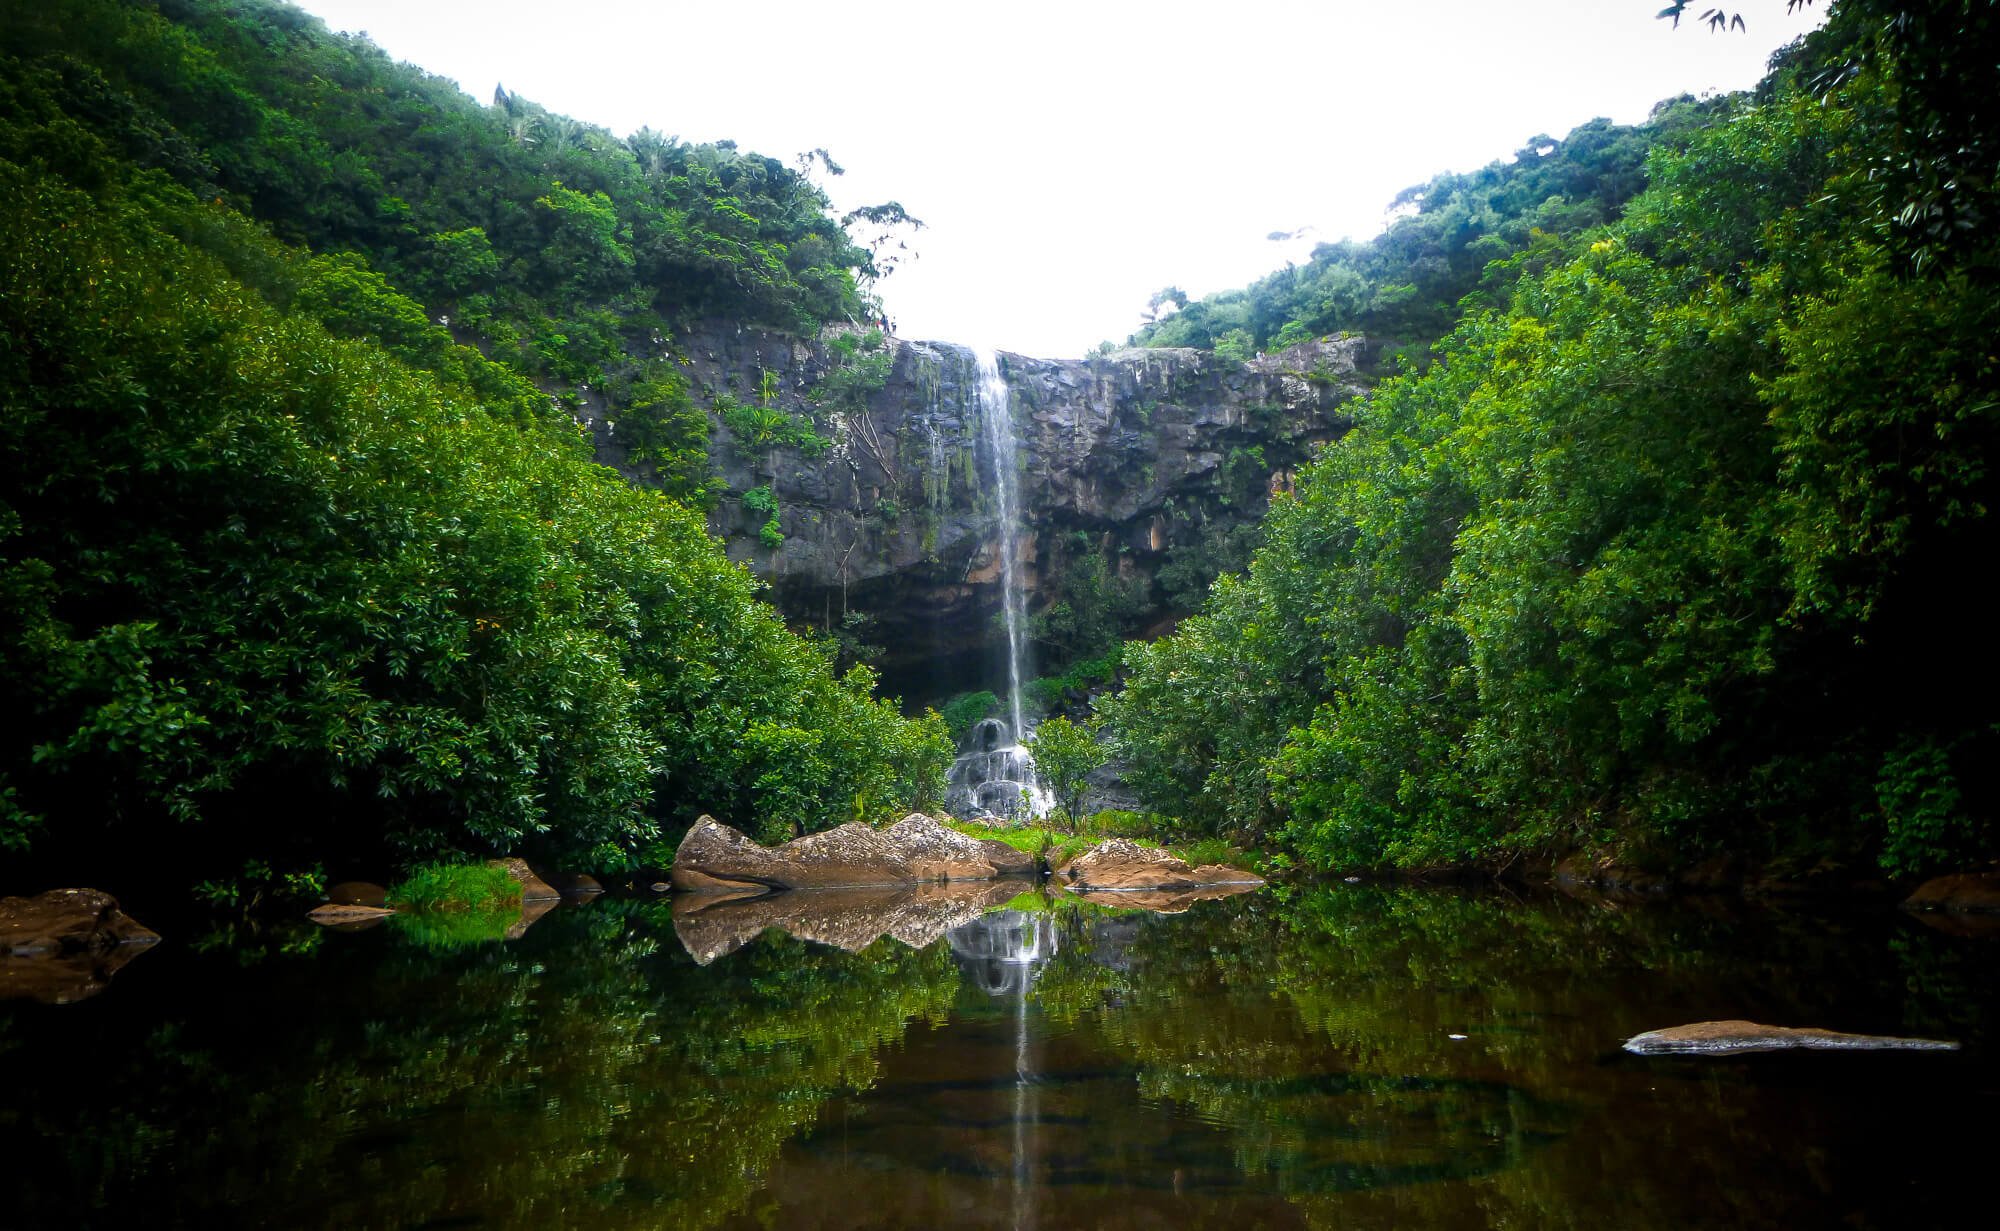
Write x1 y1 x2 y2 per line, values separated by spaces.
1105 3 2000 883
1129 101 1718 358
0 0 946 893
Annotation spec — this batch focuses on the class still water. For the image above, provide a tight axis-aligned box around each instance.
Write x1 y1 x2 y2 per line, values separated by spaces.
2 883 1994 1229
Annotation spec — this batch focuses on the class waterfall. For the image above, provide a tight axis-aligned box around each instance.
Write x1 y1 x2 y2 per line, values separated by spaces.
943 349 1050 822
976 348 1031 740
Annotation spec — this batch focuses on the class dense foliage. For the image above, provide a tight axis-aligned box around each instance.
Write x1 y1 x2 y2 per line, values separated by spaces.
1105 5 1999 878
0 2 949 885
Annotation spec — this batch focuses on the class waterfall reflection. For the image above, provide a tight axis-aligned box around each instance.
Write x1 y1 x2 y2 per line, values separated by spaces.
947 909 1059 1231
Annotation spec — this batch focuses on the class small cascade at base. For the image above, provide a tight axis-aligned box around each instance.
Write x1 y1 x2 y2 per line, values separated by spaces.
946 716 1051 822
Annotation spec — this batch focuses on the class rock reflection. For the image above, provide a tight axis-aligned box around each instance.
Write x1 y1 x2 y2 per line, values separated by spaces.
673 880 1025 965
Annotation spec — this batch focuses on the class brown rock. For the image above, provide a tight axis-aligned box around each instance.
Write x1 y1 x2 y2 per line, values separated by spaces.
1 888 160 957
1902 870 2000 915
325 881 390 908
1623 1020 1960 1056
1 889 161 1004
1053 839 1265 894
306 903 396 927
885 813 1030 880
671 814 1041 893
978 838 1037 878
486 858 561 902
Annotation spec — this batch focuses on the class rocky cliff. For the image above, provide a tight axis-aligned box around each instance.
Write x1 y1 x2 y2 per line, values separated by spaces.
581 326 1381 701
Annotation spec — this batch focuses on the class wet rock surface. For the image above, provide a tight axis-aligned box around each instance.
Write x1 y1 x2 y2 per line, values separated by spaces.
670 814 1037 892
306 903 396 928
1053 839 1265 894
1 888 162 1004
1623 1020 1960 1056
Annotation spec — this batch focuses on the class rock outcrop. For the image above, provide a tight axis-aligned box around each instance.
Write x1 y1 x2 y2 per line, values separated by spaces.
1 888 161 1004
1623 1020 1960 1056
669 814 1038 893
1052 839 1265 895
586 325 1378 695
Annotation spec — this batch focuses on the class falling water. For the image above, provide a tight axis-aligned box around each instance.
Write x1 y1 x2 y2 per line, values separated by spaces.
943 349 1049 821
976 348 1031 740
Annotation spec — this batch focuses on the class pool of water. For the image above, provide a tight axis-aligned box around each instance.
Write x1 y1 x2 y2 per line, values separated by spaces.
2 883 1994 1229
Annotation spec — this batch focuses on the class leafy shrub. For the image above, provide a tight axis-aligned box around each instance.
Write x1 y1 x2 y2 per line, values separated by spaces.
1876 739 1981 880
941 691 1001 745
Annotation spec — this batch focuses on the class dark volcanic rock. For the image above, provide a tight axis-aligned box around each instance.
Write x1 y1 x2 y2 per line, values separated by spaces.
587 324 1376 694
1052 839 1265 894
1623 1020 1960 1056
1 888 161 1004
670 814 1036 892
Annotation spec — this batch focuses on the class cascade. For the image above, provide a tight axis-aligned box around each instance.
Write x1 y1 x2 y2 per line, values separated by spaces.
944 349 1050 821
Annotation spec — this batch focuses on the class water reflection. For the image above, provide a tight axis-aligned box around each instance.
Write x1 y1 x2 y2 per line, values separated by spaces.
948 909 1060 1230
1 886 1994 1230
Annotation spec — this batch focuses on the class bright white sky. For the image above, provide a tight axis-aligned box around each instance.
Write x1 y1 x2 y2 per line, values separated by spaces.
295 0 1824 357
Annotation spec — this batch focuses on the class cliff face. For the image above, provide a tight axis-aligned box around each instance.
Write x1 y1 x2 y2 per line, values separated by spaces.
583 325 1379 700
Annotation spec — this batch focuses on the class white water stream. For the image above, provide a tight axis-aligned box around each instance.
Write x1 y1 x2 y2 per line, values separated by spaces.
943 349 1050 821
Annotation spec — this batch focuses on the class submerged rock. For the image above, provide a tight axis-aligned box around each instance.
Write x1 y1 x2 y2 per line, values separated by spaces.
669 814 1035 892
1 888 161 1004
1623 1020 1960 1056
1053 839 1265 894
1902 870 2000 916
542 871 604 896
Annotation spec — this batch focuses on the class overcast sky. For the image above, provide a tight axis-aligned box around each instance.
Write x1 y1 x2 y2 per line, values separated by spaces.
294 1 1824 357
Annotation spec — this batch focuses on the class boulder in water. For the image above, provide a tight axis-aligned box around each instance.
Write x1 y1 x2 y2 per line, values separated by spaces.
1901 870 2000 916
1053 839 1265 894
306 903 395 928
1623 1020 1960 1056
485 858 561 902
670 814 1034 892
1 888 161 1004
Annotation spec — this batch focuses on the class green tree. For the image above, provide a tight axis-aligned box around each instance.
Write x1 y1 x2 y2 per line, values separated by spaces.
1026 716 1106 833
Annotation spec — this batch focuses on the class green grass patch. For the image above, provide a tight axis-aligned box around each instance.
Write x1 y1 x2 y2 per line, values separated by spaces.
387 862 524 914
944 818 1257 873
